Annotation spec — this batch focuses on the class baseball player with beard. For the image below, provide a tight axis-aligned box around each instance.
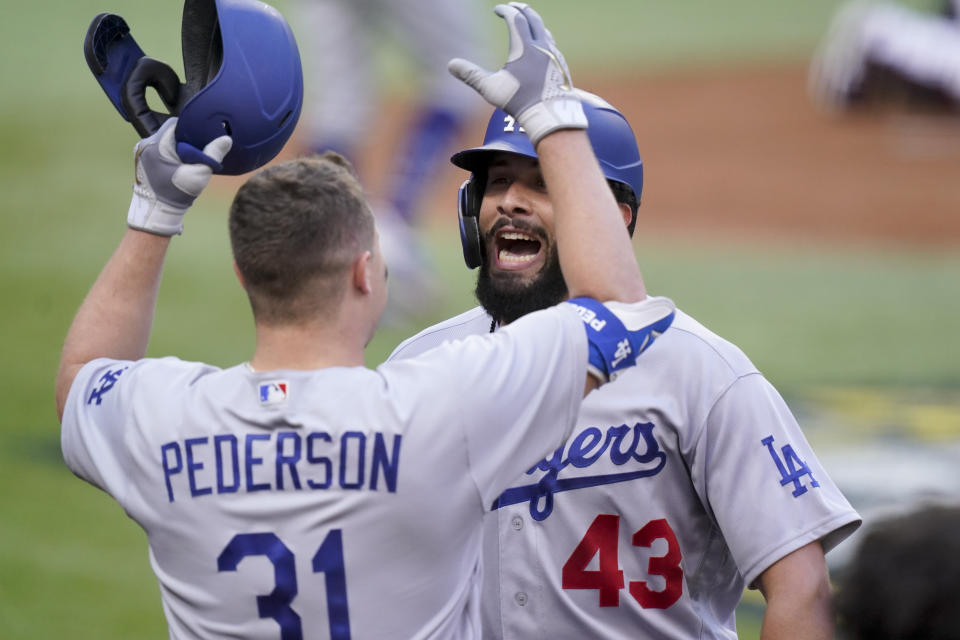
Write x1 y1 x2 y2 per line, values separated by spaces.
57 4 677 638
392 10 863 639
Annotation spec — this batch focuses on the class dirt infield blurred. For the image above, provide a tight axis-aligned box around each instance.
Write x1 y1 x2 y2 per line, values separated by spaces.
283 63 960 248
598 64 960 247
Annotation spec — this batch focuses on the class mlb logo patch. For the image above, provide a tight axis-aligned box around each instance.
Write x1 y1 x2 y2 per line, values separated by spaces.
258 381 289 405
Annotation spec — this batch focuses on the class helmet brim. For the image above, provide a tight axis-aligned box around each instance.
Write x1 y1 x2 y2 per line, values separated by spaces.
450 140 538 174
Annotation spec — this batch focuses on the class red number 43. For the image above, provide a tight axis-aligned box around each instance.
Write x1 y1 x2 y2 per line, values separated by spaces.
562 514 683 609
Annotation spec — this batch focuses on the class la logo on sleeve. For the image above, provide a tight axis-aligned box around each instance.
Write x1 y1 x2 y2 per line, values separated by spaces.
762 435 820 497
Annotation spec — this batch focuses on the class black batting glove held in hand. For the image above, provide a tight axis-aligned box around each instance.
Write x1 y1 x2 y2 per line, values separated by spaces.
127 118 232 236
448 2 587 145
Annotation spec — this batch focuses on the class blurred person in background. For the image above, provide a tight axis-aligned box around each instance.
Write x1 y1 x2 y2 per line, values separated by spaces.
292 0 493 321
810 0 960 112
834 502 960 639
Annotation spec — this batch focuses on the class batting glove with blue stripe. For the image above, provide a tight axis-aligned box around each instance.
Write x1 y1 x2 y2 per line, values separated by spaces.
567 296 676 383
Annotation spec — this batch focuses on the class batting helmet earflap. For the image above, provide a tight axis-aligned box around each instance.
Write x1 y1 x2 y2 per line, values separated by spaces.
457 178 484 269
84 0 303 175
451 90 643 269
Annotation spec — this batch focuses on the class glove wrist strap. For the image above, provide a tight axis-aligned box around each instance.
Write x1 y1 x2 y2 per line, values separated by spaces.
127 188 184 236
518 98 587 146
567 296 676 383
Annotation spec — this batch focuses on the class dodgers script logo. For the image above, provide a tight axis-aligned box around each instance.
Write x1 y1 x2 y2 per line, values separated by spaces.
258 381 288 405
494 422 666 521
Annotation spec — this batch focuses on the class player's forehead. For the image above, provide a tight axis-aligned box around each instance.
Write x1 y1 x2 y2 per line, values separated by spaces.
485 152 540 174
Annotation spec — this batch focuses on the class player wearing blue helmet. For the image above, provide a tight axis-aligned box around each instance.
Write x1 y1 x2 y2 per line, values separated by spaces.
449 89 644 326
390 8 862 637
454 89 643 266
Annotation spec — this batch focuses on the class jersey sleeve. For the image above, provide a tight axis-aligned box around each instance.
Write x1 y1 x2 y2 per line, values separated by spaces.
60 357 216 505
61 358 138 500
695 373 861 588
386 304 588 509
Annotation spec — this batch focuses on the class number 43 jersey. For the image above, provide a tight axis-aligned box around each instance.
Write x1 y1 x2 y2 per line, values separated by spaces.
389 302 862 639
60 305 589 640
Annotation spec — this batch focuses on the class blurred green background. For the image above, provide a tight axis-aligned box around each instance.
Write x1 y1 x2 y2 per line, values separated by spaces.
2 0 958 637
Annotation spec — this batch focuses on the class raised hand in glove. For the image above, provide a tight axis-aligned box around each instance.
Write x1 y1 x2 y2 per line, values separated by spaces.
448 2 586 146
127 118 232 236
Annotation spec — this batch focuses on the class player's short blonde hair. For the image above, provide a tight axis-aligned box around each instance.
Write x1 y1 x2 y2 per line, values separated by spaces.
229 153 375 325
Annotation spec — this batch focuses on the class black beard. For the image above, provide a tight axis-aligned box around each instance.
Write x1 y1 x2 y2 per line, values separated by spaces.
475 244 569 325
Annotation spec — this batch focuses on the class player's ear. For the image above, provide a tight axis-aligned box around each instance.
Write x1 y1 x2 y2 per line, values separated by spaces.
618 201 632 230
352 250 373 294
232 261 246 290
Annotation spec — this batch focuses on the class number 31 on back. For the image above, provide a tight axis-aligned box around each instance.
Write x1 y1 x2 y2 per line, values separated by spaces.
218 530 351 640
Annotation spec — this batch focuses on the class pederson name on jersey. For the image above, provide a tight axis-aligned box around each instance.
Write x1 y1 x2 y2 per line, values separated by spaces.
159 430 402 502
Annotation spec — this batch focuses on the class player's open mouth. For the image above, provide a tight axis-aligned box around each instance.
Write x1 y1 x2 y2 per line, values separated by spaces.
494 229 543 271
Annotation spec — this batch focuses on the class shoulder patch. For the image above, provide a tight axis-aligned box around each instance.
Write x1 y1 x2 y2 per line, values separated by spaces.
762 434 820 497
87 366 129 405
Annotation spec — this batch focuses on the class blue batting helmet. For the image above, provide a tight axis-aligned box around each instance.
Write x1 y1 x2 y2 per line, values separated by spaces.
84 0 303 175
451 90 643 269
177 0 303 175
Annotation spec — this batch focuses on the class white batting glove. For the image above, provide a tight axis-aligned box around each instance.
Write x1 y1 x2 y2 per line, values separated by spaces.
127 118 232 236
448 2 587 146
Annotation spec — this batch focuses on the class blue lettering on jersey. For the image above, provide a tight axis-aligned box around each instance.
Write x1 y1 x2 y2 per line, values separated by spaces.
370 433 401 492
161 442 182 502
245 433 272 492
306 432 333 489
276 431 302 490
160 430 403 502
186 437 213 497
761 434 820 497
87 366 128 405
340 432 366 490
493 422 666 521
215 434 241 494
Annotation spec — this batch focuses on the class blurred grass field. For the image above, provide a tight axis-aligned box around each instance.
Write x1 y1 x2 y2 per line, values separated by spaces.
2 0 958 637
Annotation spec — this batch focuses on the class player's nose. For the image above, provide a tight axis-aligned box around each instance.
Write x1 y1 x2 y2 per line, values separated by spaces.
497 181 534 217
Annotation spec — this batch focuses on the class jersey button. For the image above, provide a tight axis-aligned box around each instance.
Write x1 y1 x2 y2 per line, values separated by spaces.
511 515 524 531
514 592 528 607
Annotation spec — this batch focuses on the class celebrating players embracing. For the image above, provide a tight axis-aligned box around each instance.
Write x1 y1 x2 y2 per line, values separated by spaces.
57 3 675 639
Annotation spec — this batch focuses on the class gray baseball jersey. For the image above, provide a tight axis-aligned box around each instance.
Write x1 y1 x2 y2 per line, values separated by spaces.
61 304 588 640
389 299 862 639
